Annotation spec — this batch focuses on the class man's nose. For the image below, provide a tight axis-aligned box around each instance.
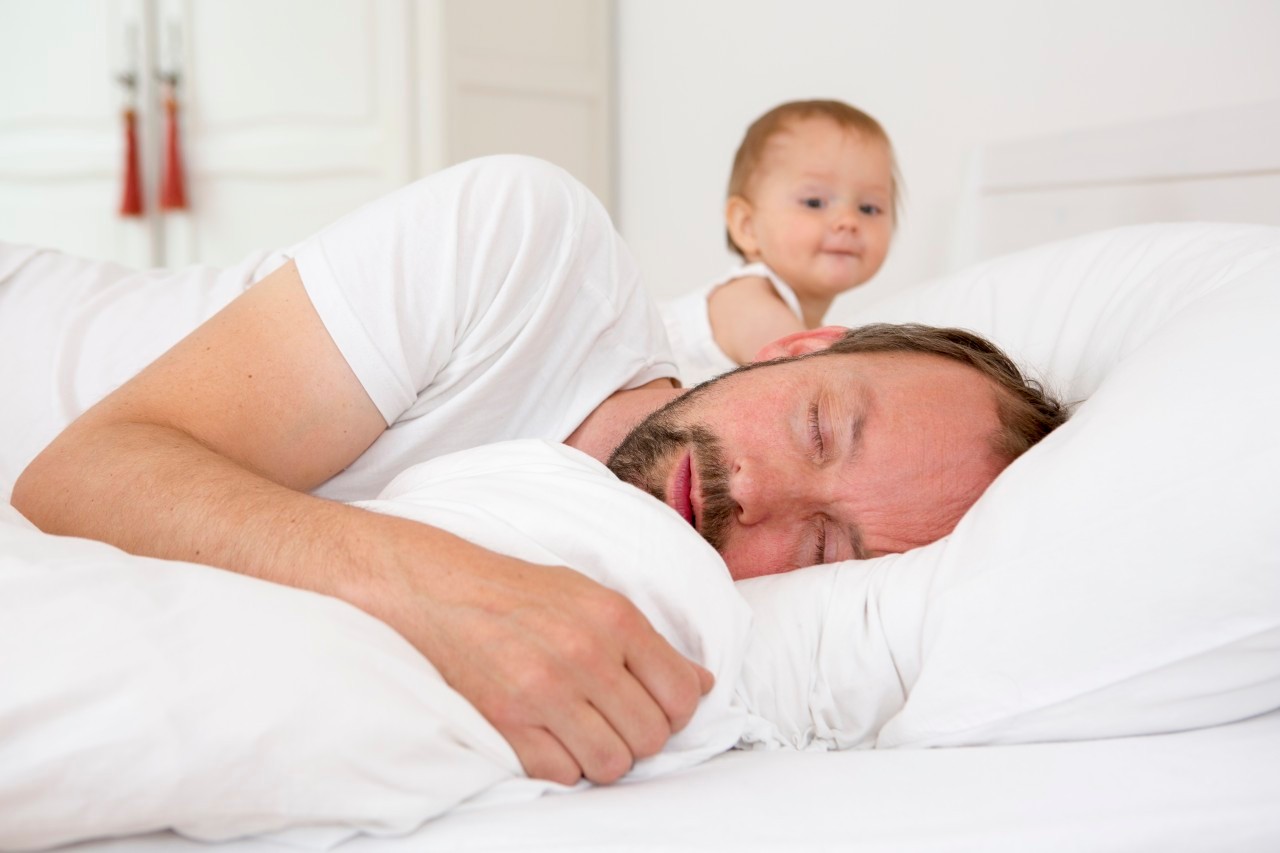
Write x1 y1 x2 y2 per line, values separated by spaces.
730 456 803 526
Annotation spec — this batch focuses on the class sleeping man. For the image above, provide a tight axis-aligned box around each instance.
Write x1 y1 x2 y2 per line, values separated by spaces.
9 155 1066 788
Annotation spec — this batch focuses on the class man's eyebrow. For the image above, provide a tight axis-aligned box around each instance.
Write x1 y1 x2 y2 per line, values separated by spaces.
844 386 870 560
848 408 867 460
844 381 870 461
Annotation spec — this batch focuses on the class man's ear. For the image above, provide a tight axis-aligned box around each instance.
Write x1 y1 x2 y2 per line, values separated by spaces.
725 195 759 257
753 326 849 362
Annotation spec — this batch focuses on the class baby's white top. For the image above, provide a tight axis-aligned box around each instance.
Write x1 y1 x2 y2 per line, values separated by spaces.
659 262 802 387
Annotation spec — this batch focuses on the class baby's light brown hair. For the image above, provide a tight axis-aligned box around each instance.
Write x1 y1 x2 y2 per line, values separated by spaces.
726 99 900 257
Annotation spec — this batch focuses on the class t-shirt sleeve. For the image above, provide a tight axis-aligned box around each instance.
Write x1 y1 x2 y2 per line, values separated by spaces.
292 171 467 424
290 155 674 429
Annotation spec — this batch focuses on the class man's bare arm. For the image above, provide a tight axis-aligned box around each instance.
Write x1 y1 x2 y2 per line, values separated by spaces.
12 260 710 785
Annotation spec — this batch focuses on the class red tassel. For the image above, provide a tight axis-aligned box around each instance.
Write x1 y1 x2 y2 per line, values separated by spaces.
159 94 187 210
119 107 143 217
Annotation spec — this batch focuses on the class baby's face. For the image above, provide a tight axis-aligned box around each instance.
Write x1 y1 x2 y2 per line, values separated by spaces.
735 117 895 302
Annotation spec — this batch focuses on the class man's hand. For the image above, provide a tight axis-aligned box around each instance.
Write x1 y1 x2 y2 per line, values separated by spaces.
363 542 715 784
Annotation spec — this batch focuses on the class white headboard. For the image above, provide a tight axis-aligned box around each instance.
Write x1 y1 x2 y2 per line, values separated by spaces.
949 99 1280 268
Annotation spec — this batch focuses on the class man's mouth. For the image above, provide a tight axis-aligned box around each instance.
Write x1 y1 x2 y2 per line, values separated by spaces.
667 452 696 529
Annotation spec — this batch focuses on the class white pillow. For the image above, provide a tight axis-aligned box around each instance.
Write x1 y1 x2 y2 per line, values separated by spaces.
358 440 750 773
846 222 1280 402
736 223 1280 749
0 443 749 850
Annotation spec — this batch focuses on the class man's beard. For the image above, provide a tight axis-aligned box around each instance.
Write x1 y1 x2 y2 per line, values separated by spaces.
607 407 737 553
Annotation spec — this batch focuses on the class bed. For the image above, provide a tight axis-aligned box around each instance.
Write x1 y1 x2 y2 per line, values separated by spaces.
948 97 1280 266
58 713 1280 852
4 103 1280 852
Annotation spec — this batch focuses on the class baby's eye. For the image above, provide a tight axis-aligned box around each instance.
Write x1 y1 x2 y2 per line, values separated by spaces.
801 197 827 210
859 203 884 216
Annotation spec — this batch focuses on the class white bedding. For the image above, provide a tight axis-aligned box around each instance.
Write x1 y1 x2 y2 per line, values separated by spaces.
63 707 1280 852
741 223 1280 751
0 450 750 850
3 222 1280 850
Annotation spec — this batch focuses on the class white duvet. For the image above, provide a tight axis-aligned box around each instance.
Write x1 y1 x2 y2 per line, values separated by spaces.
0 445 749 850
3 223 1280 850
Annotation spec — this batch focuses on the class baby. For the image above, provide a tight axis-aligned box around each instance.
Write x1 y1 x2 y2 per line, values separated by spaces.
662 100 900 386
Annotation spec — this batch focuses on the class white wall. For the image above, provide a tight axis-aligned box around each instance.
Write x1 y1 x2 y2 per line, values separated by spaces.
615 0 1280 324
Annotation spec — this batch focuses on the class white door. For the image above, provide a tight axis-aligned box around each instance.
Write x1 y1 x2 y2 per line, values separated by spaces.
154 0 414 266
419 0 615 211
0 0 159 266
1 0 614 268
0 0 414 268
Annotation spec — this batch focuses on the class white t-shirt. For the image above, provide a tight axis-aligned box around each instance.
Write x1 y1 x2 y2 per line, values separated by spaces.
659 262 803 387
293 155 676 501
0 155 675 503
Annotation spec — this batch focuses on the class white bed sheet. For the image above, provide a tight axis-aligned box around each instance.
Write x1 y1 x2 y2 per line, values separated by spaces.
59 708 1280 853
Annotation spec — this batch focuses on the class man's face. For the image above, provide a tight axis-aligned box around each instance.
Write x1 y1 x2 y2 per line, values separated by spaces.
608 351 1007 580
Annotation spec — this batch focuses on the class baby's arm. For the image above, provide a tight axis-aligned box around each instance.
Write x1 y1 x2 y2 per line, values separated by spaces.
707 276 806 365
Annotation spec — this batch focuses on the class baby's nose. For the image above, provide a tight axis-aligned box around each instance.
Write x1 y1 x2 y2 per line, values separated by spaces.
830 204 858 230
